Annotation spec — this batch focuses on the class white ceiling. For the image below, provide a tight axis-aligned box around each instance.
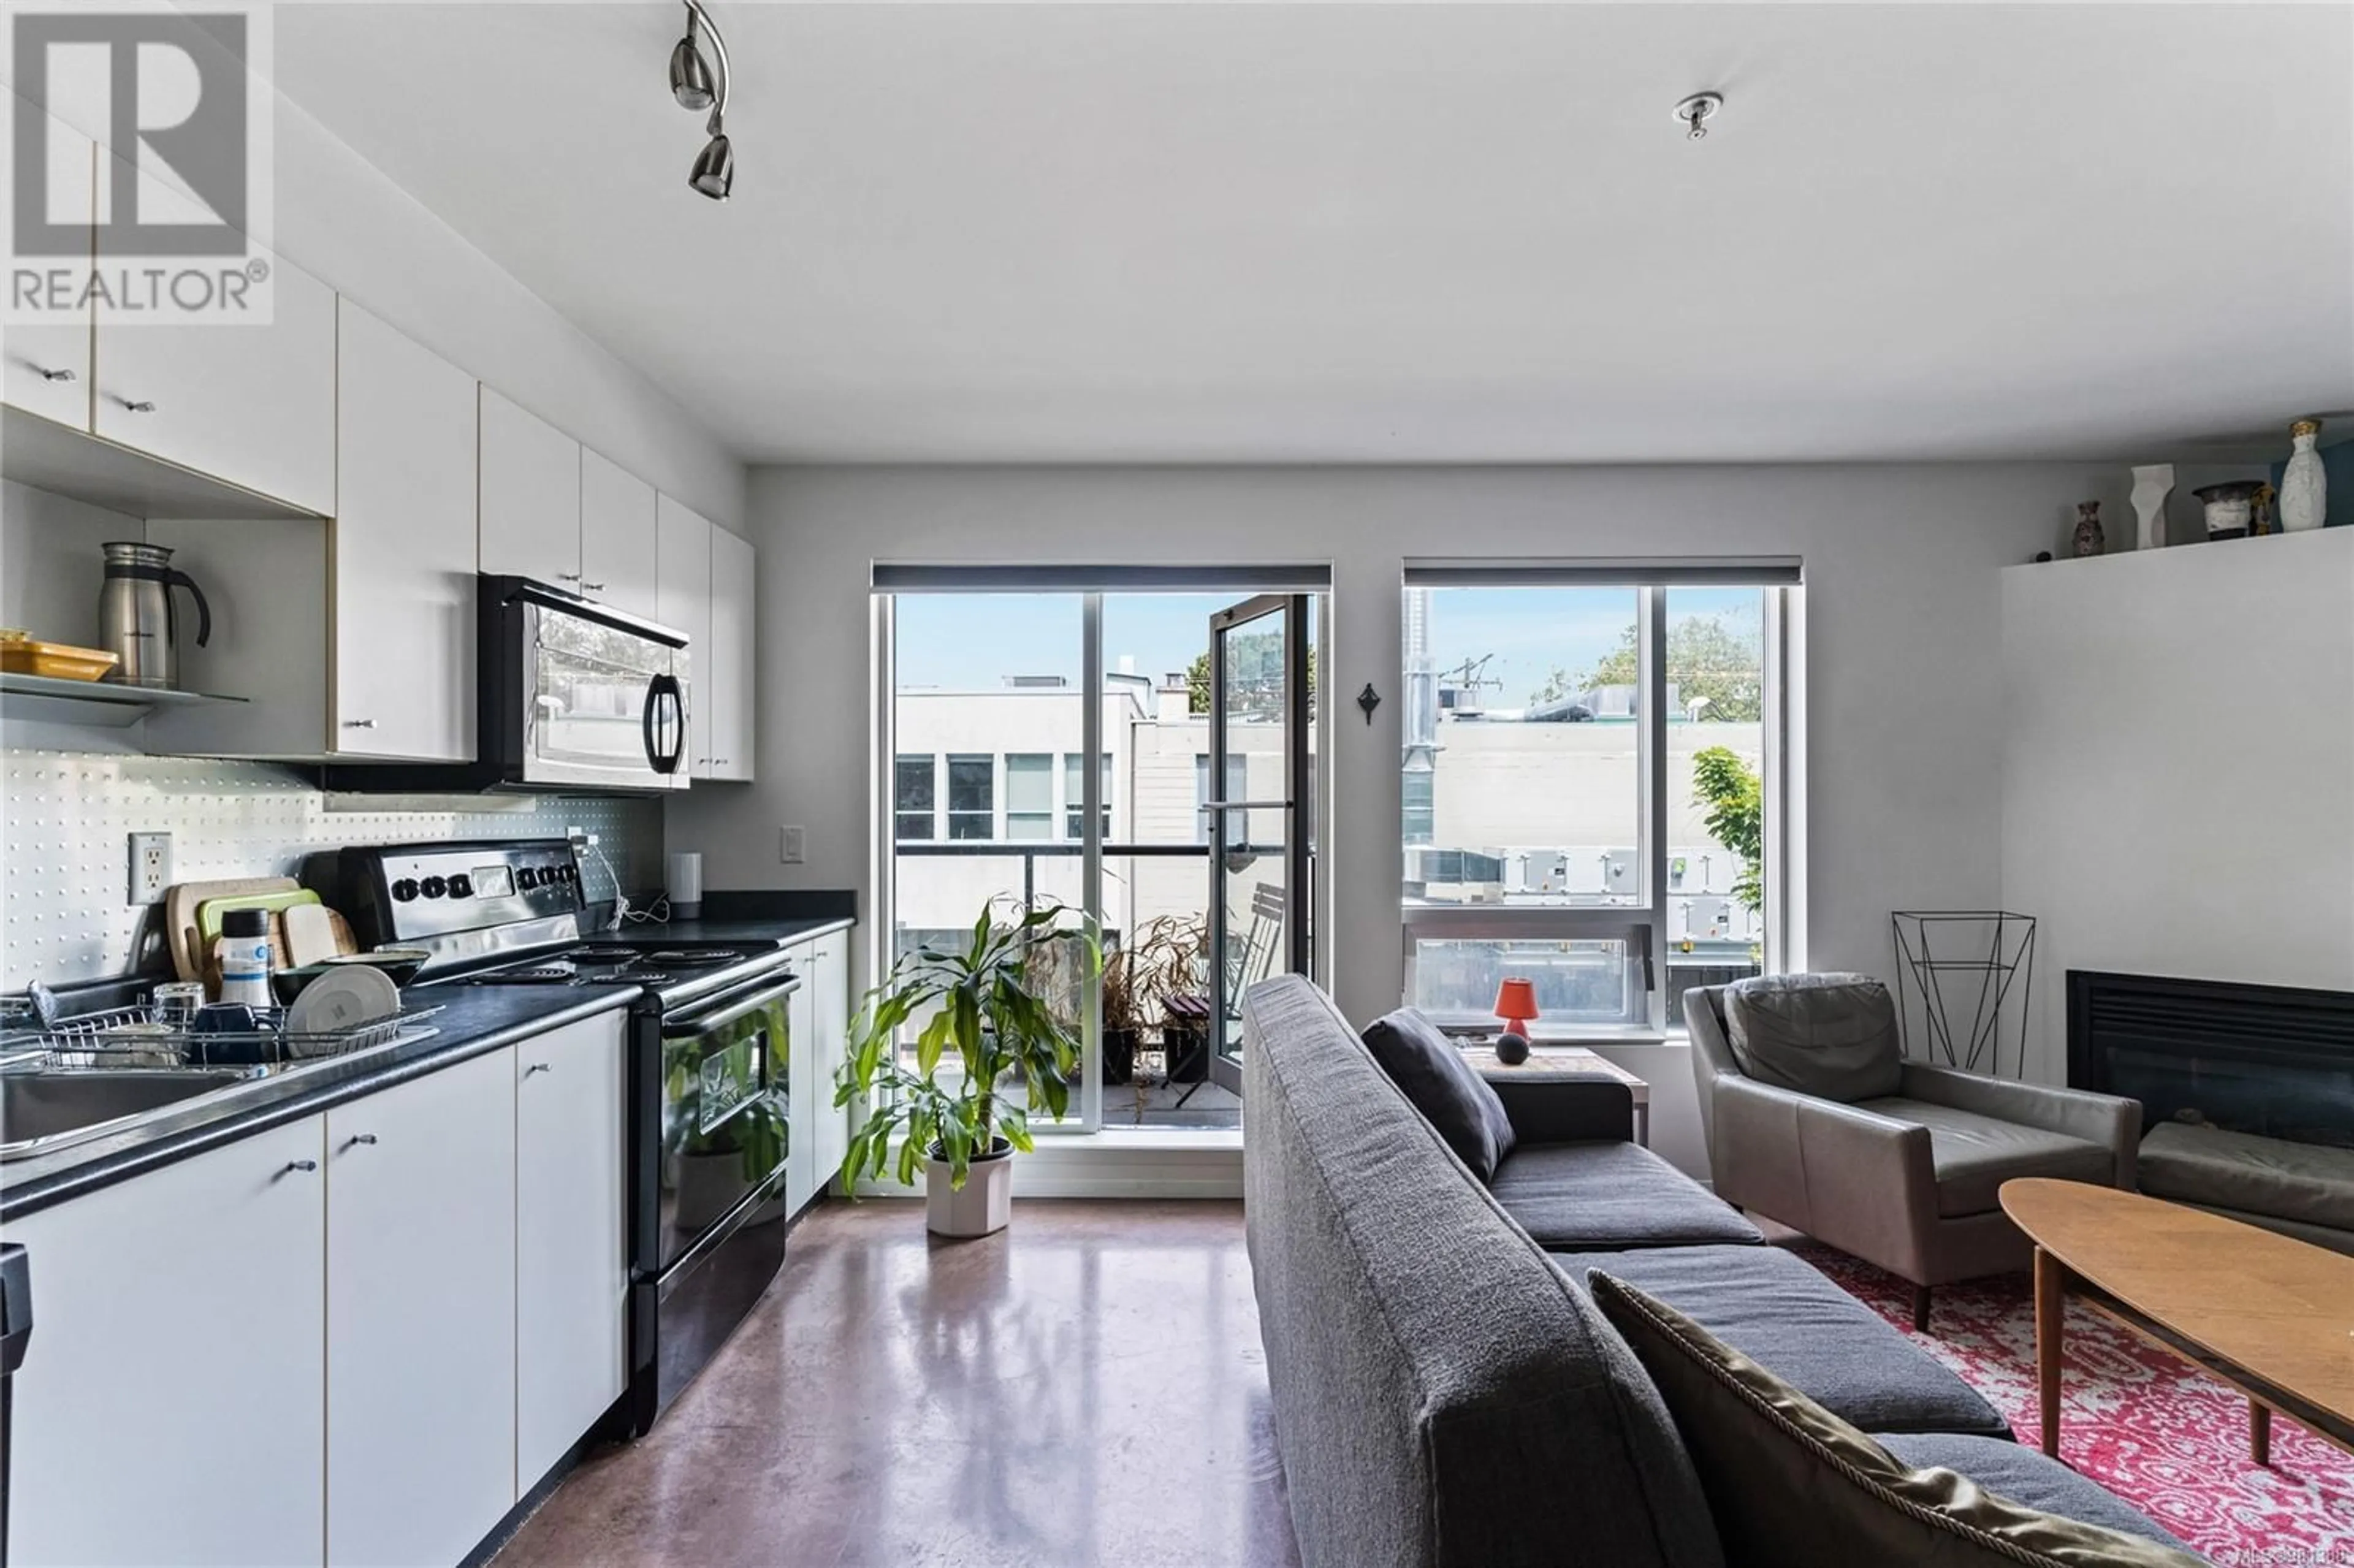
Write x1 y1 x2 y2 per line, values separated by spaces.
273 3 2354 466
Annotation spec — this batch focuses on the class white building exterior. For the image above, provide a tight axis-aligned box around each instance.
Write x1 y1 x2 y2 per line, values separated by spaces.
892 677 1764 961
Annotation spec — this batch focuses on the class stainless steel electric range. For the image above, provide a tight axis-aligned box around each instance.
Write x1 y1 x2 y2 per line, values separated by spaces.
311 839 798 1436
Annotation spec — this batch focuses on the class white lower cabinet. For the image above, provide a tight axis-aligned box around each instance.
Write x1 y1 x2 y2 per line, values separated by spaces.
807 931 853 1188
327 1047 517 1568
4 1010 634 1568
784 927 856 1212
516 1012 629 1489
6 1117 329 1568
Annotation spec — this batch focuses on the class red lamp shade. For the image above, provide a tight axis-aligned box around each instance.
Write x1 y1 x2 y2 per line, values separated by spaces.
1493 977 1541 1035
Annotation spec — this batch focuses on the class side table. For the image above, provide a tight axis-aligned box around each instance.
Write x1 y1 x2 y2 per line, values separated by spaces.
1459 1045 1651 1147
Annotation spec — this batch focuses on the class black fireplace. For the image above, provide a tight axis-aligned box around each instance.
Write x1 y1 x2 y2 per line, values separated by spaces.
2067 970 2354 1149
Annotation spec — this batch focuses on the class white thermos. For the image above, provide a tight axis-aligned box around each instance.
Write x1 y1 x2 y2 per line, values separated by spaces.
666 851 704 921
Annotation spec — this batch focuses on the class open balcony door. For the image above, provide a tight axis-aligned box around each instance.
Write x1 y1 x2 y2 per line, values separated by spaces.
1202 593 1313 1097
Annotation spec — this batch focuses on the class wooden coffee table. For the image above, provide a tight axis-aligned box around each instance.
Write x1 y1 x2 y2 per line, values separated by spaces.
2000 1178 2354 1465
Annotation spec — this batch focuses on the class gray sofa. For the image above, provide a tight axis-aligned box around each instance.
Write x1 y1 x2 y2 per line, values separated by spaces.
1241 974 2193 1568
1687 976 2141 1328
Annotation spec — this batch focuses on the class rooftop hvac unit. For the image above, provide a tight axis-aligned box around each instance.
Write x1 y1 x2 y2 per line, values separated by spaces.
1404 847 1504 904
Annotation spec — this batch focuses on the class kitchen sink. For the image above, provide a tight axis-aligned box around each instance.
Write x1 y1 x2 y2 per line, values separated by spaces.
0 1067 264 1162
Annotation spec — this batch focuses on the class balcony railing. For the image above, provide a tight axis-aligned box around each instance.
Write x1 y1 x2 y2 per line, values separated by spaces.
895 839 1295 911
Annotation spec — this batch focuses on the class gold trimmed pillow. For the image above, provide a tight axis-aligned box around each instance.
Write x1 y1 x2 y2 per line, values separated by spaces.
1587 1272 2208 1568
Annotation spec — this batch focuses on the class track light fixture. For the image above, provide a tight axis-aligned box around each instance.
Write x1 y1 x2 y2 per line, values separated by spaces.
669 0 733 200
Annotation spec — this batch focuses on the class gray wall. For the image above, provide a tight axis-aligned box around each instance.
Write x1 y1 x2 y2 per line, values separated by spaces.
668 461 2135 1043
2000 527 2354 1082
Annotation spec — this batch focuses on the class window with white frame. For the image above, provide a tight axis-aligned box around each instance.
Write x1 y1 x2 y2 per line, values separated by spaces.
1005 753 1055 840
1063 753 1111 840
1400 567 1792 1032
946 754 994 840
894 754 937 840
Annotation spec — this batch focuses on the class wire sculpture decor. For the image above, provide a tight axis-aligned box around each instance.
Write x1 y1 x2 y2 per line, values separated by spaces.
1889 910 2038 1079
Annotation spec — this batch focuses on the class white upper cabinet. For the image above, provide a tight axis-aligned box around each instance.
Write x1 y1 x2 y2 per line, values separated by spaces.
6 1117 329 1568
707 523 756 780
515 1013 630 1489
90 151 335 514
580 446 660 622
333 297 478 760
479 386 584 584
3 103 93 427
657 493 716 777
326 1047 518 1568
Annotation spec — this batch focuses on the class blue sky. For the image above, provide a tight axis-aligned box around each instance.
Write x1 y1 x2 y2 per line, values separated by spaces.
894 586 1759 706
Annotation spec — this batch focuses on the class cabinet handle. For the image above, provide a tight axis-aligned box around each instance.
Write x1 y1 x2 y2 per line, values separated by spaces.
342 718 377 729
582 582 606 593
525 1062 551 1076
115 396 157 413
341 1133 378 1151
34 366 76 384
280 1159 318 1175
557 573 583 583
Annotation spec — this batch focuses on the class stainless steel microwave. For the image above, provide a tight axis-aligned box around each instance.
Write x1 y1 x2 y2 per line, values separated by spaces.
321 576 689 794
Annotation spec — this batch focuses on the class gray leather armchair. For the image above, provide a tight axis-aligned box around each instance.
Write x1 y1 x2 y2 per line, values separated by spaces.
1688 978 2140 1330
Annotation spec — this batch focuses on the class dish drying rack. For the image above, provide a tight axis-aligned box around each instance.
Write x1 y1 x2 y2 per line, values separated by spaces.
3 1000 443 1070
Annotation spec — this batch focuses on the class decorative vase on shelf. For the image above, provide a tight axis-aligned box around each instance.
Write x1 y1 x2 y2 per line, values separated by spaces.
2194 481 2261 540
2130 463 2174 550
2281 418 2326 533
2070 501 2105 558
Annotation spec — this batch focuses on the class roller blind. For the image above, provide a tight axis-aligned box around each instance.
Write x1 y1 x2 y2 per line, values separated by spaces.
1403 557 1802 588
872 563 1332 593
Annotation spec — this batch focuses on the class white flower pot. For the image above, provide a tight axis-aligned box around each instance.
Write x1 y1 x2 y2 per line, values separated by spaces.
926 1140 1014 1238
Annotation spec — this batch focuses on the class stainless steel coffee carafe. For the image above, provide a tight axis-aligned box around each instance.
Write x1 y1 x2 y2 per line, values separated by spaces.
97 542 211 689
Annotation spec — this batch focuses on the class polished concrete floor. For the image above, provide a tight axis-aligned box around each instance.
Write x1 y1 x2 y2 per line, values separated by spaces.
495 1200 1302 1568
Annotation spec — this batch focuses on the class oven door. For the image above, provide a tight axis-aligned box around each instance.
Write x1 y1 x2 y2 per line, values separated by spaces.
655 975 796 1272
517 587 689 791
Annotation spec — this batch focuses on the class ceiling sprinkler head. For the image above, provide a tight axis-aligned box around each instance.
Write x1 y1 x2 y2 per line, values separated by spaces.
1675 91 1724 140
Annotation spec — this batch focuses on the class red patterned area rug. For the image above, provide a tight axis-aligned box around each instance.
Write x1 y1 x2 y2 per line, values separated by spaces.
1789 1243 2354 1566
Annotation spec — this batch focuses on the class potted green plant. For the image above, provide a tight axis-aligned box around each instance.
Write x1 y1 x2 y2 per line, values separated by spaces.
835 899 1095 1237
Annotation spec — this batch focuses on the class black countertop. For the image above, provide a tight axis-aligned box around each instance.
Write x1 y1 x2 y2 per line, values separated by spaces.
0 913 858 1223
1 984 641 1222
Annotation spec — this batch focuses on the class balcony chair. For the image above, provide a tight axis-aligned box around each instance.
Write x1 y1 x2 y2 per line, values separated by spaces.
1687 973 2139 1331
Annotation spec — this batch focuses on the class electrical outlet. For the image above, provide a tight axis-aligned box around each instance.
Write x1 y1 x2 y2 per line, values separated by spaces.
128 831 172 904
780 826 807 865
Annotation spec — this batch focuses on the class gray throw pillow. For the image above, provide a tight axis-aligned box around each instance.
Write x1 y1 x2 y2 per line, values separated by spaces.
1360 1007 1517 1181
1723 973 1902 1102
1587 1273 2207 1568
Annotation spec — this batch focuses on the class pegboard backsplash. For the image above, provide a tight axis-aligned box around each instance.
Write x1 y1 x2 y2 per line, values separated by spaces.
1 748 663 989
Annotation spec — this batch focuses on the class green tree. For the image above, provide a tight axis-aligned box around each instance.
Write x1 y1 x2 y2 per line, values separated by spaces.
1187 644 1316 715
1534 614 1761 720
1691 746 1764 914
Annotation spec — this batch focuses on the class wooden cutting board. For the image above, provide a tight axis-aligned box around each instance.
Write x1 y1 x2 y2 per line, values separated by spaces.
164 877 299 981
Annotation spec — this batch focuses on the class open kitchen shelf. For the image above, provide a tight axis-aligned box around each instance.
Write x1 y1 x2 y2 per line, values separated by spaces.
0 672 249 729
